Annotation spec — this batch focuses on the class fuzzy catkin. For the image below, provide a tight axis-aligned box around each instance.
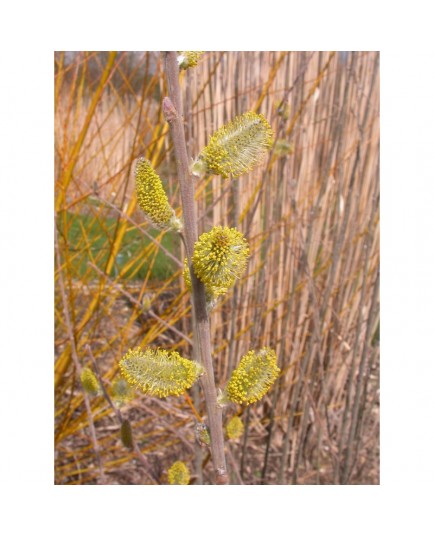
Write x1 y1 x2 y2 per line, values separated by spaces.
226 416 245 440
192 226 249 289
177 51 204 70
135 158 181 230
80 367 100 396
167 461 190 485
119 347 203 398
183 258 228 299
192 111 273 178
225 348 280 405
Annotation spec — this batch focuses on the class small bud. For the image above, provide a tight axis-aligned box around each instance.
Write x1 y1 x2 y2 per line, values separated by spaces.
216 387 230 408
119 347 203 398
120 419 134 449
191 111 274 179
141 293 153 313
135 157 182 231
226 415 245 440
167 461 190 485
162 97 177 123
225 347 280 405
192 226 249 289
80 367 100 396
195 422 211 448
110 377 135 407
274 139 294 157
177 51 204 70
276 101 290 121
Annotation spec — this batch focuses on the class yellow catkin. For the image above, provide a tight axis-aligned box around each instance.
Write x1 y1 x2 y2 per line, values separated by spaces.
177 52 204 70
274 139 294 157
80 367 100 396
225 348 280 405
192 226 249 289
191 111 274 178
119 347 203 398
135 157 182 230
183 258 228 302
167 461 190 485
226 416 245 440
110 377 135 407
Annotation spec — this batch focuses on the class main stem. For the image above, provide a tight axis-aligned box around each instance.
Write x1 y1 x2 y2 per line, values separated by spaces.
163 52 228 485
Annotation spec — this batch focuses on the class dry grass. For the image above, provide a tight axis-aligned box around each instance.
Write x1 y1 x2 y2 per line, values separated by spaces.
55 51 379 485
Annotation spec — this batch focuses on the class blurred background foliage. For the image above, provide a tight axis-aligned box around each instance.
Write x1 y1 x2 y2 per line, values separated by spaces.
55 51 379 485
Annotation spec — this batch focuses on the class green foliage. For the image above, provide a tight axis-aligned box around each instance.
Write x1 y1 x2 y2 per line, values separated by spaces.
58 206 179 281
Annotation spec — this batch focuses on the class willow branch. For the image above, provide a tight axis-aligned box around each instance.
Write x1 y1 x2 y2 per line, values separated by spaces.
162 51 228 484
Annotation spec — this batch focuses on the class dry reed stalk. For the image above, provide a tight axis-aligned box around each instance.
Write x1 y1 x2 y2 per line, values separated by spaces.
55 228 105 483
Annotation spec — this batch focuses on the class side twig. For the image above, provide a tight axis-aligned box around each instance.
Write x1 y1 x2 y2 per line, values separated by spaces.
55 228 105 483
85 344 160 484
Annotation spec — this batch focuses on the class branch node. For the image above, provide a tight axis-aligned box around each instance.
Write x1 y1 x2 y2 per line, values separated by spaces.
163 96 178 123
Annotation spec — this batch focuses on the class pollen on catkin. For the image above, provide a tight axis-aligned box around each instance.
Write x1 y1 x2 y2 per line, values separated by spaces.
135 157 182 231
80 367 100 396
225 347 280 405
191 111 274 178
110 377 135 407
119 347 203 398
192 226 249 289
177 51 204 70
183 258 228 300
167 461 190 485
226 415 244 440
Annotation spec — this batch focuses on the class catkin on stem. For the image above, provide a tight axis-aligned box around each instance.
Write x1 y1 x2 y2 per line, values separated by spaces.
192 111 273 178
119 347 203 398
225 348 280 405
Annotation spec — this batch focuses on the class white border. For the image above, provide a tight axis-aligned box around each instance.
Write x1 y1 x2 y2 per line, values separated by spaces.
1 1 434 534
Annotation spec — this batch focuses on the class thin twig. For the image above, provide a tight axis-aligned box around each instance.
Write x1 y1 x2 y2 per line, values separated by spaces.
55 228 105 483
88 261 193 345
86 344 122 421
85 343 160 484
226 443 245 485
